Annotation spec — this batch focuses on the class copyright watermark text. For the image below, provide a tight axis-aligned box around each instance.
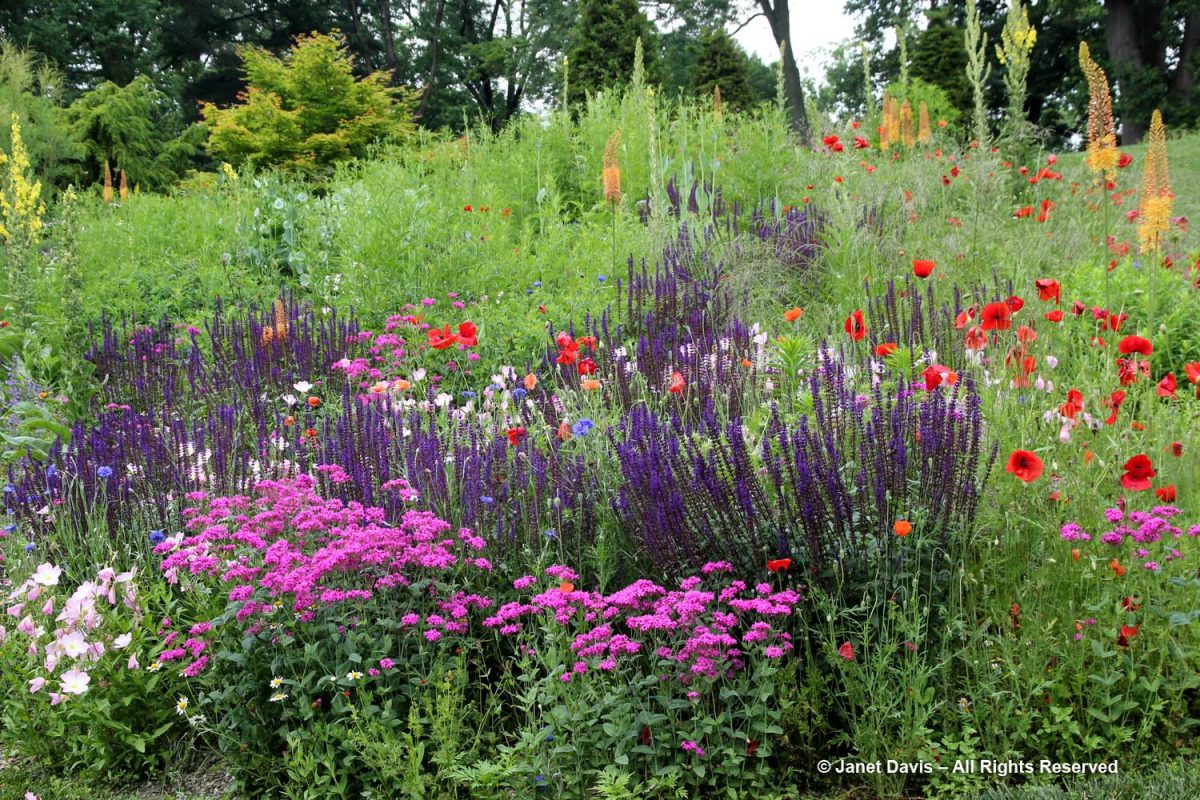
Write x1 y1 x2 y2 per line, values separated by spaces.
816 758 1119 777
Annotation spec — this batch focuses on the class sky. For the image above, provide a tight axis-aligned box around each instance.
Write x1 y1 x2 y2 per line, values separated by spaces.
734 1 858 83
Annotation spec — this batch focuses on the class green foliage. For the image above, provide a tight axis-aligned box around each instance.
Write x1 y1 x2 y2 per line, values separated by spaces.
64 76 202 192
0 41 81 189
884 77 960 128
910 7 972 122
201 32 416 171
692 27 754 111
565 0 660 107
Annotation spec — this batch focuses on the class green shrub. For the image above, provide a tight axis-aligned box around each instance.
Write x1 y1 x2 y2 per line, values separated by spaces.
201 32 417 172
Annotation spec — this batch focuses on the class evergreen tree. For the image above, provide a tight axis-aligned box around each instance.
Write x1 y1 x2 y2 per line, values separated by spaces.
565 0 660 107
65 76 202 191
909 7 972 121
692 27 754 111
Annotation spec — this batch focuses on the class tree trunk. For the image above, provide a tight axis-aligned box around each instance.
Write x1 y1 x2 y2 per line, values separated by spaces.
417 0 447 121
757 0 810 142
376 0 396 76
1176 9 1200 95
1104 0 1160 144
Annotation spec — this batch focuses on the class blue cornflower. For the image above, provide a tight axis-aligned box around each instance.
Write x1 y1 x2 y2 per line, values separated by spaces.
97 466 114 478
3 523 15 533
512 388 527 402
480 496 494 504
543 528 557 540
149 530 166 545
46 465 58 478
24 542 35 552
533 281 542 288
526 289 534 295
3 484 13 494
461 390 477 398
597 275 606 282
571 418 595 437
544 732 555 742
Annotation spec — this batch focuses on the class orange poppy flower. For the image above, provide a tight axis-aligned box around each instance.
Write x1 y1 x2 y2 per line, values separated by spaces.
893 520 912 537
784 307 803 323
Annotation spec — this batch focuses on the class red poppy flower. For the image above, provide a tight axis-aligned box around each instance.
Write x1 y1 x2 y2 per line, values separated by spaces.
668 371 686 395
767 558 791 573
1103 390 1126 425
1185 362 1200 383
506 427 527 446
576 335 597 351
1007 295 1025 312
1120 454 1156 491
853 136 870 149
838 642 856 661
981 302 1012 331
1103 311 1127 331
1110 558 1126 577
1169 441 1183 457
1034 279 1061 304
1117 335 1153 356
1117 358 1150 386
875 342 898 357
964 326 987 351
1059 389 1083 419
1044 310 1064 322
922 364 958 390
1014 205 1034 218
576 358 597 376
822 134 840 147
913 259 936 278
1157 372 1177 398
954 309 973 329
1005 449 1044 483
428 325 460 350
1155 484 1176 502
1116 624 1138 648
844 310 867 342
457 321 478 347
1117 152 1133 168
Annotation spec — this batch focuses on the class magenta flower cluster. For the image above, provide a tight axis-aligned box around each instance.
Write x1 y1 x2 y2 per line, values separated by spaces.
1061 505 1199 571
154 477 800 686
484 561 798 684
154 473 495 672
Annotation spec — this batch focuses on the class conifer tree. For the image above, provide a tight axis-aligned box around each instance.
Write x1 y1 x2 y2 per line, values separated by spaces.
692 27 754 111
565 0 660 107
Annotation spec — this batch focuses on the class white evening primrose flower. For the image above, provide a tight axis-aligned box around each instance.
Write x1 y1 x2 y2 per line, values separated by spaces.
32 563 62 587
60 668 90 695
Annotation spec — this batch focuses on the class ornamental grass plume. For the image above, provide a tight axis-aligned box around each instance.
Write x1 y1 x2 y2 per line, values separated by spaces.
1079 42 1118 180
917 102 932 144
1137 109 1173 253
602 128 622 205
